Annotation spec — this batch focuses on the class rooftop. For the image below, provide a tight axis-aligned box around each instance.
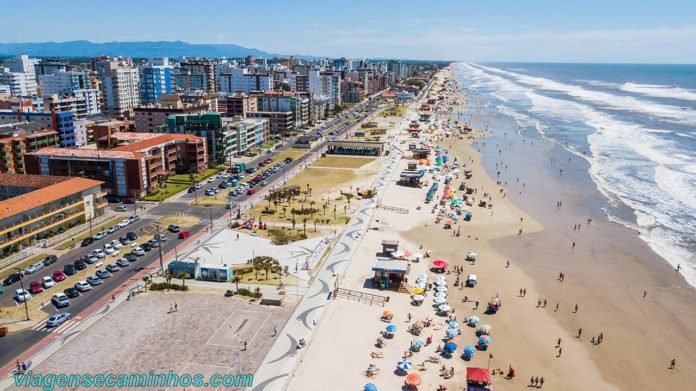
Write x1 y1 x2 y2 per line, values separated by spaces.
0 175 103 220
0 173 69 190
111 133 203 153
28 147 145 160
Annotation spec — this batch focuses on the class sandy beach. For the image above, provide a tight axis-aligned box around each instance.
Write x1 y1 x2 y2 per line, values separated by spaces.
286 66 696 391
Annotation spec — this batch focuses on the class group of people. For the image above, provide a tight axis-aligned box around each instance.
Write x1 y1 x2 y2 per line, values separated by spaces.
529 376 545 388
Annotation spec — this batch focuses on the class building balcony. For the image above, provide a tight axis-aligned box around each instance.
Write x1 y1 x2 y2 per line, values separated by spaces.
0 197 88 237
0 206 88 248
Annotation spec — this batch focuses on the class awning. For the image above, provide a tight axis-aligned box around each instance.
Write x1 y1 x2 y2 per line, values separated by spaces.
466 367 491 384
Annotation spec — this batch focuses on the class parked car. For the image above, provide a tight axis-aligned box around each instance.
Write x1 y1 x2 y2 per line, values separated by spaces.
132 247 145 256
63 264 77 276
14 289 32 302
86 275 103 286
29 280 44 294
246 189 256 195
178 231 190 239
148 239 160 248
110 240 123 249
155 234 167 242
128 215 140 223
74 281 92 292
63 287 80 298
95 269 111 279
52 270 66 282
106 226 118 234
119 236 132 245
114 205 128 212
106 263 121 273
81 237 94 247
93 231 106 240
116 258 130 268
73 259 88 271
42 276 56 289
168 224 180 233
124 253 138 262
46 312 71 327
123 197 135 204
126 232 139 241
24 262 44 275
51 293 70 308
93 249 106 258
3 273 22 286
42 255 58 266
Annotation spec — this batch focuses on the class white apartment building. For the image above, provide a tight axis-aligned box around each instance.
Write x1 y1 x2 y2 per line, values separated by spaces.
72 88 101 115
73 119 94 146
0 70 37 97
309 70 342 108
103 64 140 117
222 117 269 157
5 54 39 74
38 71 92 96
219 68 273 94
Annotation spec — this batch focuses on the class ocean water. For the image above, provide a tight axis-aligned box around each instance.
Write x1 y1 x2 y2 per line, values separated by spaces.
452 62 696 287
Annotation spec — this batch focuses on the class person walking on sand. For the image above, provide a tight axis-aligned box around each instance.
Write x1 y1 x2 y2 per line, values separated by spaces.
670 358 676 369
643 291 647 298
243 340 247 351
272 325 277 337
598 332 603 344
577 328 583 338
555 302 559 312
574 304 579 313
539 377 545 388
535 376 539 386
557 347 562 357
519 288 523 297
475 301 479 310
530 376 535 386
557 338 562 347
523 288 527 297
572 242 576 249
543 299 547 308
174 302 178 312
168 304 173 313
407 313 412 322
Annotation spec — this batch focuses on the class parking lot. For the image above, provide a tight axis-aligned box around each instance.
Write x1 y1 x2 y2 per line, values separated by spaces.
6 292 292 391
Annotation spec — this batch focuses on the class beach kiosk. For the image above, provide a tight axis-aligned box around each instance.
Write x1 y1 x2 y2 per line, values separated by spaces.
381 239 399 255
199 263 233 282
372 257 410 290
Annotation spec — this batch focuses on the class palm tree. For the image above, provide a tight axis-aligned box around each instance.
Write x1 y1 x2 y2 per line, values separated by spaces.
164 271 173 290
309 201 316 218
265 194 272 208
142 275 151 291
282 206 287 218
232 275 241 292
302 218 308 235
254 287 262 298
272 199 279 213
175 271 188 287
252 257 264 280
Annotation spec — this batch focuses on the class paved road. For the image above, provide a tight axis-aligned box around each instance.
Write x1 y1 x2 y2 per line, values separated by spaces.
0 96 382 369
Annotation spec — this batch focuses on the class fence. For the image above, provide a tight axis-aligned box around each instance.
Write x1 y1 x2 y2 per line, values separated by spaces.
40 211 116 248
0 247 35 270
334 288 389 306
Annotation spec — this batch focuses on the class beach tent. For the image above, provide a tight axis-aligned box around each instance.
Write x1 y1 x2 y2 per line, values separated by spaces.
434 297 447 304
436 285 448 292
412 295 425 302
439 304 452 312
467 316 480 326
412 287 425 295
386 324 398 333
466 367 492 384
477 324 492 334
434 292 447 299
448 320 459 329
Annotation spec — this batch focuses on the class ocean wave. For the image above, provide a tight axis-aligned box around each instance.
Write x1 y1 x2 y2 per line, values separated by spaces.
469 63 696 126
620 82 696 101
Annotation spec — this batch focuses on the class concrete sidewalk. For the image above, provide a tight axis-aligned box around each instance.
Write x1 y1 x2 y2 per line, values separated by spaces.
251 147 402 390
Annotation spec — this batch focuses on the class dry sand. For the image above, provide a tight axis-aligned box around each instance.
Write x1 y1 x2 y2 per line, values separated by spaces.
287 68 695 391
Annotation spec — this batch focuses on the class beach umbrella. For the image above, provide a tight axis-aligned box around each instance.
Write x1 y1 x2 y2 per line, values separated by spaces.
386 324 398 333
414 282 426 289
435 279 447 286
467 316 480 326
435 285 448 292
434 291 447 299
413 339 425 348
412 287 425 295
418 272 429 279
435 275 447 281
463 345 476 359
478 335 492 345
412 295 425 302
405 373 422 386
447 320 459 329
444 341 458 354
364 383 378 391
477 324 492 334
445 328 459 339
383 310 393 317
434 297 447 304
432 259 449 268
439 304 452 312
397 358 413 371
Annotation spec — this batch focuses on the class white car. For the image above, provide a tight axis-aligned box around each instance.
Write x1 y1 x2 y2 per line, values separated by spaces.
104 244 119 256
15 289 32 302
93 231 106 240
110 240 123 250
74 281 92 292
119 219 130 228
132 247 145 256
42 276 56 289
51 293 70 308
114 205 128 212
24 262 45 274
207 177 215 183
194 183 203 189
93 249 106 258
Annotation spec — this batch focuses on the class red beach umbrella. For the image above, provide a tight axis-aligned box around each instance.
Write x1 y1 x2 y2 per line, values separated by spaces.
405 372 422 386
432 259 448 268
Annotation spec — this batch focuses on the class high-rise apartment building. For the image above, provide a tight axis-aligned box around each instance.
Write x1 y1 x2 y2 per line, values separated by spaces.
139 57 175 104
177 59 216 93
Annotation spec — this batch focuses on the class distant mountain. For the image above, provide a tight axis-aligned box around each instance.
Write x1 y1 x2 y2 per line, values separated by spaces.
0 40 296 59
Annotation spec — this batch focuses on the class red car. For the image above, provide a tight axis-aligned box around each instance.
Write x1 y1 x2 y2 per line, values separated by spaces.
247 189 256 195
52 270 66 282
178 231 190 239
29 280 45 294
123 198 135 204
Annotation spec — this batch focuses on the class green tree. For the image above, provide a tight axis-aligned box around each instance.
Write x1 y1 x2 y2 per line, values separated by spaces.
232 275 242 291
252 257 264 280
142 275 151 291
163 271 173 290
309 201 316 218
175 271 188 287
303 218 308 235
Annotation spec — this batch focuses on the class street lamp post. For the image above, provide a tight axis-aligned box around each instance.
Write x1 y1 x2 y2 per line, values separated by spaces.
154 223 164 274
208 206 213 233
13 268 30 320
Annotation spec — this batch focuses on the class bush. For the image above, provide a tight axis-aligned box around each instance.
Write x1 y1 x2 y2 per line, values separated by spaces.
235 266 254 275
238 287 262 298
149 282 189 291
262 207 276 215
230 221 241 228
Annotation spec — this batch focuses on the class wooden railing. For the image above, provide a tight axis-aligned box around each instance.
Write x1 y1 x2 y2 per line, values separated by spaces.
334 288 389 306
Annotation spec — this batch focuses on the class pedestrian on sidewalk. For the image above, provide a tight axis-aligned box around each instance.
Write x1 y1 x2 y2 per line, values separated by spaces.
243 340 247 351
174 302 178 312
272 325 277 337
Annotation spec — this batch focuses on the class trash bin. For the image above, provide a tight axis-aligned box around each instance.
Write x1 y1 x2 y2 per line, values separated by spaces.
0 326 8 337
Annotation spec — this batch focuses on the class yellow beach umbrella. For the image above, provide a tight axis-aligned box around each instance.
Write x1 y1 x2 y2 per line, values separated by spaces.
412 287 425 295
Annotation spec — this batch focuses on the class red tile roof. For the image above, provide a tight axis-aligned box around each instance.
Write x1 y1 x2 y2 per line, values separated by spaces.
28 147 145 160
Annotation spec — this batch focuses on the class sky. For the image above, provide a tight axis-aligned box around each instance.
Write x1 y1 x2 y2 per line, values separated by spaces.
3 0 696 63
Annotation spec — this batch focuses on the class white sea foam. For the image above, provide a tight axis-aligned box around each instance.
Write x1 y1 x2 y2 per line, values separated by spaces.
469 63 696 126
455 62 696 287
621 82 696 101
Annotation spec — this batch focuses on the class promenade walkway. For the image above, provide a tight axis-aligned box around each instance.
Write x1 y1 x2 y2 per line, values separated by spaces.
251 146 402 390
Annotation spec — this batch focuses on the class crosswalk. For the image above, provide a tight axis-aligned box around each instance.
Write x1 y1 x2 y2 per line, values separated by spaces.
30 318 81 335
167 197 192 205
138 214 164 221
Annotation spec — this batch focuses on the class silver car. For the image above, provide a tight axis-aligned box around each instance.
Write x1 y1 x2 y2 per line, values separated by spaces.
46 312 71 328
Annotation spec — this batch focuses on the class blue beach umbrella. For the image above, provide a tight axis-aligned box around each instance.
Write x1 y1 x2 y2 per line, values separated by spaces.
397 357 413 370
463 345 476 360
444 341 458 354
467 316 480 326
447 320 459 329
413 339 425 348
478 335 492 345
386 324 398 333
445 328 459 339
364 383 378 391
